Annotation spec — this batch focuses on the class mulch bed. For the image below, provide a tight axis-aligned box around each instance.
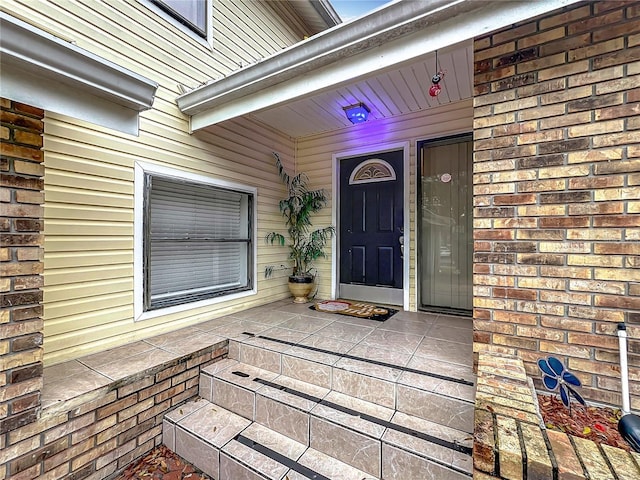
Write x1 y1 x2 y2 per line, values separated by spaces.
537 393 630 451
114 445 211 480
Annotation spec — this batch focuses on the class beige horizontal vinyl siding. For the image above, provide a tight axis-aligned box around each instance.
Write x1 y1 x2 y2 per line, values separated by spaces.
2 0 312 364
5 0 307 89
44 112 295 364
296 99 474 309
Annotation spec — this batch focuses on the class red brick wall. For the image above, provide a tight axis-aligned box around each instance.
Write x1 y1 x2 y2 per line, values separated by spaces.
0 98 45 435
473 1 640 408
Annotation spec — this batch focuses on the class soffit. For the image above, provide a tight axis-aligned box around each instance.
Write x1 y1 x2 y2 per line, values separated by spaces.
249 40 473 138
285 0 341 33
178 0 582 139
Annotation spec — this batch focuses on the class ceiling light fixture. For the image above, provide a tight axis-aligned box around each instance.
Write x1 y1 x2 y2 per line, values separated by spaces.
343 102 370 124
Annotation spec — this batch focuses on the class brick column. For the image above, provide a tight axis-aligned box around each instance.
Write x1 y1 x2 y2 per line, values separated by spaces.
472 2 640 407
0 98 45 436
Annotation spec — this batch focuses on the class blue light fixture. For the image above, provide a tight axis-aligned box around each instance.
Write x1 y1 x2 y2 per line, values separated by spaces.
343 102 370 124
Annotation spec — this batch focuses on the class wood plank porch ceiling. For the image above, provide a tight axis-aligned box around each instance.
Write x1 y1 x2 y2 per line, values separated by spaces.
177 0 581 139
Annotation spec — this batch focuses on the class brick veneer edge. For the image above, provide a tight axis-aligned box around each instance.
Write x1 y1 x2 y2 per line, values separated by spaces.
473 351 640 480
0 98 45 439
0 344 228 479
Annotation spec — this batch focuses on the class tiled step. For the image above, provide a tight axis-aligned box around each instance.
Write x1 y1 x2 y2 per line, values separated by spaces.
193 357 473 478
220 422 306 480
164 397 379 480
163 398 250 480
383 412 473 478
228 335 476 431
164 396 471 480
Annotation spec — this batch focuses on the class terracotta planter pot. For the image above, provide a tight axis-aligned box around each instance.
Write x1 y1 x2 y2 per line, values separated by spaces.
288 275 314 303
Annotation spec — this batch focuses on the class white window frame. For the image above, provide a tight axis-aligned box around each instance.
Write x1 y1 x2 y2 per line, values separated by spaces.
141 0 213 48
134 161 257 321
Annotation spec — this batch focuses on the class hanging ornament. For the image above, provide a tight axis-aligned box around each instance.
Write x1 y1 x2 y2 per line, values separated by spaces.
429 50 445 97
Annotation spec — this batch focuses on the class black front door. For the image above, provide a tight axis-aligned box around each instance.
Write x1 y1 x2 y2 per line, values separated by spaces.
339 149 404 305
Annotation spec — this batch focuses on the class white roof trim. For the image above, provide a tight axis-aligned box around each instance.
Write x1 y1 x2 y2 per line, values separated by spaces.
178 0 581 132
297 0 341 30
0 13 158 134
311 0 341 26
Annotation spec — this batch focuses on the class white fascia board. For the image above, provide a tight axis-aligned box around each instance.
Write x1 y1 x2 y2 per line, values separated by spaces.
181 0 582 132
312 0 342 27
0 13 158 134
178 0 464 114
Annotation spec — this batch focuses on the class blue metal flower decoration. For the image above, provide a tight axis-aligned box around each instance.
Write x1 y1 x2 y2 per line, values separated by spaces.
538 356 586 408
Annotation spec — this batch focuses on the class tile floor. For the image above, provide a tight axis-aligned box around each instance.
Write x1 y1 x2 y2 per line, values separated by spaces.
42 299 475 479
42 299 473 410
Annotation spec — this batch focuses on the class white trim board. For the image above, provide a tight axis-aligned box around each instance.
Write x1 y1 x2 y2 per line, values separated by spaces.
0 12 157 135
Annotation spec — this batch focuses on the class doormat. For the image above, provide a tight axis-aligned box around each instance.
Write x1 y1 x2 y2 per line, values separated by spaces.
310 300 398 322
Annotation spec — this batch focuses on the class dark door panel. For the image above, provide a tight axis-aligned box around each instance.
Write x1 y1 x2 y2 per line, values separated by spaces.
339 150 403 291
378 188 395 232
350 246 366 283
377 246 395 286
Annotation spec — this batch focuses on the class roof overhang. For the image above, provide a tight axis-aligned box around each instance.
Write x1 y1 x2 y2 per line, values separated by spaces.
289 0 341 32
178 0 582 133
0 12 158 135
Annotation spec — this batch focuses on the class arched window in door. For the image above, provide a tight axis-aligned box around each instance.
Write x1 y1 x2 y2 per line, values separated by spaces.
349 159 397 185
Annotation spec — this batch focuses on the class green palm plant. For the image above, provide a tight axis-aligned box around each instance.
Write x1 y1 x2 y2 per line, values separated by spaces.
265 153 335 278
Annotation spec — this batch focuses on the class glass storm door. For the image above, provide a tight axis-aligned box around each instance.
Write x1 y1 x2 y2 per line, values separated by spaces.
419 135 473 312
339 150 404 305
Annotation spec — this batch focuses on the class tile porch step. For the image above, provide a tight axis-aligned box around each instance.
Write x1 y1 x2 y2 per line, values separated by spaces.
228 336 476 431
162 398 250 479
164 396 472 480
164 397 378 480
193 357 473 478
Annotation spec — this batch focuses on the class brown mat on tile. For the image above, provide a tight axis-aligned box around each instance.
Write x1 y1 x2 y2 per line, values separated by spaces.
310 300 397 322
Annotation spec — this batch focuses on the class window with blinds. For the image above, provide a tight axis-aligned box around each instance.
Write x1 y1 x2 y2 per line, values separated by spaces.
144 174 253 311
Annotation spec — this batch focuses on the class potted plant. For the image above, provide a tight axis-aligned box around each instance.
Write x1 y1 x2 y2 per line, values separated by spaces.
265 153 335 303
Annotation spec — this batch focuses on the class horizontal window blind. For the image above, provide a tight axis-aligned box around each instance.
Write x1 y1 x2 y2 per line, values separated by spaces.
145 175 252 310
